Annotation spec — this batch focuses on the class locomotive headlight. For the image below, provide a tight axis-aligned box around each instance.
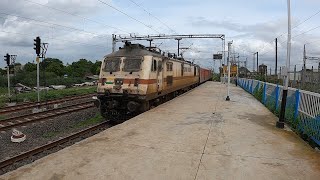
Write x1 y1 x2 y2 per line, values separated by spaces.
92 96 100 108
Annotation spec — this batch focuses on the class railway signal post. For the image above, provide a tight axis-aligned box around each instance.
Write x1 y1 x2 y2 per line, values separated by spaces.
34 37 41 103
4 53 11 101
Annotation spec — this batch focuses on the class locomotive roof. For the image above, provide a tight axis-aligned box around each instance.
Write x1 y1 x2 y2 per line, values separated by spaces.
105 44 162 58
104 43 199 67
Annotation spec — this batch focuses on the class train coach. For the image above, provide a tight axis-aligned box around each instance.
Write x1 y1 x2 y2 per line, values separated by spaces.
94 42 211 122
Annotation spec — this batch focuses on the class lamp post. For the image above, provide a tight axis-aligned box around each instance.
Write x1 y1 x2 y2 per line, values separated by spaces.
226 41 232 101
277 0 291 129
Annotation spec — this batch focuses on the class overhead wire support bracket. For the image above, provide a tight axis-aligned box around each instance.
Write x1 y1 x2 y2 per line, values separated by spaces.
112 34 225 52
113 34 225 42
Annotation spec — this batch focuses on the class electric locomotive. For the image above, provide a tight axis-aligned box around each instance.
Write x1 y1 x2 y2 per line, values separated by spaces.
94 42 210 123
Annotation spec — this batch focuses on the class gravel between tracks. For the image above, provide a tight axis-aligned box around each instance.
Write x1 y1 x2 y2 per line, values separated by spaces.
4 97 93 118
0 107 99 161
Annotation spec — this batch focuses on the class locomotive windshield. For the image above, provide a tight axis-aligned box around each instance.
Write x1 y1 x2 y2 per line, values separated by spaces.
123 57 142 72
104 58 120 72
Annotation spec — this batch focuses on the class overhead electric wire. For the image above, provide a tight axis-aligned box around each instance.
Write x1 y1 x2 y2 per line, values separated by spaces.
0 12 105 37
97 0 161 34
22 0 129 34
255 8 320 57
0 29 109 48
127 0 177 34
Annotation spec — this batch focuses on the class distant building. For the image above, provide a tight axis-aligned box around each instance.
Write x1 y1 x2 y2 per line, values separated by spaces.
238 67 250 78
258 64 267 76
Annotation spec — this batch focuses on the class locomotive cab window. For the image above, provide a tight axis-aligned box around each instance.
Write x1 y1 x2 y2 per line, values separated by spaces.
104 58 120 72
123 57 142 72
158 61 162 72
151 59 157 72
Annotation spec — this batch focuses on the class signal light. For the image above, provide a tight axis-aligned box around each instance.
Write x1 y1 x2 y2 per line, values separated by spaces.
33 36 41 56
4 53 10 66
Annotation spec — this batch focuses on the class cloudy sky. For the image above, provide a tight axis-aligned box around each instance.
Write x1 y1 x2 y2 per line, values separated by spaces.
1 0 320 73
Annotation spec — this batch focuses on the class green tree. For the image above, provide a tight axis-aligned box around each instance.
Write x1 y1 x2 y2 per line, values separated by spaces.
69 59 93 77
41 58 64 76
91 61 101 75
23 62 37 72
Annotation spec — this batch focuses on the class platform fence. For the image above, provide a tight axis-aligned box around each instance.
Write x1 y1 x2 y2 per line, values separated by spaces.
237 78 320 146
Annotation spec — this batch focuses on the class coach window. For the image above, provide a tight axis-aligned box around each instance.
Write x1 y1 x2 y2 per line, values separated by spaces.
152 59 157 72
166 62 173 71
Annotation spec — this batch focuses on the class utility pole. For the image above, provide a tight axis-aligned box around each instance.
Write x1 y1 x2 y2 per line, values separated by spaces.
275 38 278 76
253 52 259 72
112 34 116 52
253 53 255 72
311 66 314 89
256 52 259 72
277 0 291 129
226 41 232 101
294 65 297 83
318 62 320 85
302 44 307 86
270 67 272 76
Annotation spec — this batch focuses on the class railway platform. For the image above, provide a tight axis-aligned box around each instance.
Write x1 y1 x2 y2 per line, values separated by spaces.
1 82 320 180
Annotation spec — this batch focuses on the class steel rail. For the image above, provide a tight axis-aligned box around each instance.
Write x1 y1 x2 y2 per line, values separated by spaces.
0 101 94 131
0 121 109 170
0 93 95 115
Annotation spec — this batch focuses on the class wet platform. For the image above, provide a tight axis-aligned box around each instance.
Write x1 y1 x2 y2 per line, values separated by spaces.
1 82 319 180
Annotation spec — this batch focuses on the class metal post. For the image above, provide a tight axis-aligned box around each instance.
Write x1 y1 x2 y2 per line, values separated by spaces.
175 38 182 57
318 62 320 85
253 54 255 72
256 52 259 72
112 34 116 52
7 64 10 101
270 67 272 76
311 66 314 89
36 56 40 102
226 41 232 101
302 44 307 86
294 64 296 82
277 0 291 129
275 38 278 76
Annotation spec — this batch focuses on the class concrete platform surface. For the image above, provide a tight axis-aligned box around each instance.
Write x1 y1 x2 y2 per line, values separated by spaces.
1 82 319 180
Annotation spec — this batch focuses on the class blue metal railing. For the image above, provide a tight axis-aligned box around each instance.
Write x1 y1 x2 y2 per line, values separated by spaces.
238 78 320 146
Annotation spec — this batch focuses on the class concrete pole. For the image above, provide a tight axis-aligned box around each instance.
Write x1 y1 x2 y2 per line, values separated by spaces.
311 66 314 89
226 41 232 101
275 38 278 76
302 44 307 86
294 65 296 83
318 62 320 85
277 0 291 129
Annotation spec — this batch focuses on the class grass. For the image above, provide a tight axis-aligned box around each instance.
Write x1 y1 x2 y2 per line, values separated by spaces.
0 115 7 120
73 114 104 129
42 113 104 139
0 86 96 107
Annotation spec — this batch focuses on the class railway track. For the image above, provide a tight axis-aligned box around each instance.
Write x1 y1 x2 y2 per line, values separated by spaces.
0 93 95 115
0 101 95 132
0 121 110 171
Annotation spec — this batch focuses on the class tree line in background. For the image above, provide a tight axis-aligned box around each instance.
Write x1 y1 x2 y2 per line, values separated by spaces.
0 58 101 88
